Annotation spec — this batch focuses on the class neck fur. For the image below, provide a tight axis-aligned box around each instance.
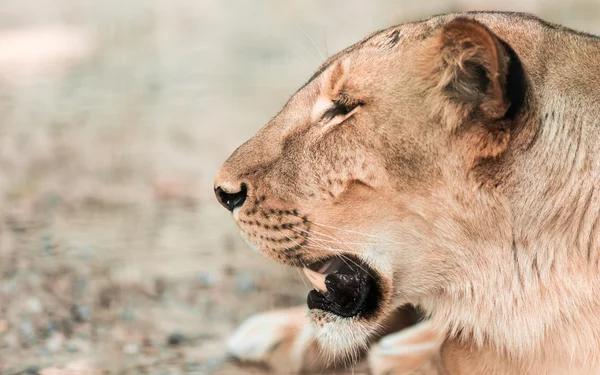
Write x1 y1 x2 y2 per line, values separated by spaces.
423 95 600 370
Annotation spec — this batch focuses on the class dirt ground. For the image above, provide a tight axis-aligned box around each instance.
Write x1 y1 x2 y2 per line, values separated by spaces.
0 0 598 374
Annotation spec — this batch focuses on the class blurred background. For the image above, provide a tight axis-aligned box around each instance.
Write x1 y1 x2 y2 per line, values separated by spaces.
0 0 598 374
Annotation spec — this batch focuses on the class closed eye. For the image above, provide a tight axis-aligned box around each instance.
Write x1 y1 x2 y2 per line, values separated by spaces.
319 95 364 126
321 104 351 123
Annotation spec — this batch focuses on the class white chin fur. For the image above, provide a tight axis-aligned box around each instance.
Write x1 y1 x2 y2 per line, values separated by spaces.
308 309 379 362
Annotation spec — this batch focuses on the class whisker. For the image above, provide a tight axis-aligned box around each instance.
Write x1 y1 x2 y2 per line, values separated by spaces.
295 267 311 291
339 253 375 278
322 29 329 58
294 227 382 246
293 228 382 253
289 229 376 277
299 243 362 255
298 227 377 278
299 26 326 61
292 213 400 243
286 35 321 66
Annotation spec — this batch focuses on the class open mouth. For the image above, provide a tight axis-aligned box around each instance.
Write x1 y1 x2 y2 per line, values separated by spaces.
302 256 381 318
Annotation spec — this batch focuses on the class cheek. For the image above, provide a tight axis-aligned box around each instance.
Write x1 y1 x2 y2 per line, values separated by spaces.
312 183 388 226
383 203 466 298
303 157 386 203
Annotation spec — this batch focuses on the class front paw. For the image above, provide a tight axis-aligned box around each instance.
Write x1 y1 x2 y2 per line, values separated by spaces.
368 321 443 375
226 306 327 373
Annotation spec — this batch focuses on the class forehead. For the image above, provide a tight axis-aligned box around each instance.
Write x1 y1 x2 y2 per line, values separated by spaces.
276 20 437 131
300 21 435 92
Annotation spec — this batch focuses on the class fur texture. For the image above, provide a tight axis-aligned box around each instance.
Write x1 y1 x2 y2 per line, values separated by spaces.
216 11 600 374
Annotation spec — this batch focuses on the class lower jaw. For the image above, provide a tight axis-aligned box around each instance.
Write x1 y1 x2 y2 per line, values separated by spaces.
307 278 381 318
308 308 377 357
303 256 384 319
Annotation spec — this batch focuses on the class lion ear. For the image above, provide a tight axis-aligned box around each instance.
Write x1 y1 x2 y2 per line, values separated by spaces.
424 18 511 133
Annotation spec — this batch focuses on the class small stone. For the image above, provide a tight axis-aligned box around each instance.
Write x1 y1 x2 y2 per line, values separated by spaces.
141 335 153 348
59 318 74 338
204 357 226 372
36 347 51 357
68 338 91 353
25 365 41 375
118 309 135 322
41 234 54 255
46 320 58 335
2 279 17 294
3 332 18 348
198 272 215 287
154 277 166 297
26 297 43 314
235 273 255 293
70 304 91 323
123 342 139 355
74 245 95 260
46 333 64 352
65 359 101 374
75 279 88 295
0 319 7 334
167 332 185 346
20 320 36 345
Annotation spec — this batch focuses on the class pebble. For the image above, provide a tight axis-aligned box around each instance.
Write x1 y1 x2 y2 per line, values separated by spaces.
41 234 54 255
234 273 255 293
70 304 91 323
189 357 225 374
65 342 79 353
19 320 36 345
2 279 17 294
167 332 185 346
46 333 64 352
0 319 7 334
198 272 215 287
3 332 18 348
123 343 140 355
59 318 74 337
45 320 58 336
75 279 88 295
36 348 51 357
74 245 96 260
26 297 43 314
119 309 136 322
154 277 166 297
25 365 41 375
68 338 91 353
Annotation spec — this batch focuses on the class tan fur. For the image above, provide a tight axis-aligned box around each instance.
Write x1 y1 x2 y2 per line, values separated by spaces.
215 11 600 374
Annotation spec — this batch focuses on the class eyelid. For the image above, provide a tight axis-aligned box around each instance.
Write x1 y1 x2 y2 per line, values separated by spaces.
321 104 350 122
318 100 363 128
320 97 364 122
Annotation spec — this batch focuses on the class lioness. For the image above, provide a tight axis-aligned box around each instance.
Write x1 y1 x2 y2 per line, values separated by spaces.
214 11 600 375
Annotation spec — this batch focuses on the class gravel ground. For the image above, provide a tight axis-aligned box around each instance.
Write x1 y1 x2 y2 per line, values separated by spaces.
0 0 598 374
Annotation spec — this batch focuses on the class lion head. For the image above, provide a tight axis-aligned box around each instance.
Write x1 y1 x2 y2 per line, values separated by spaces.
215 16 531 356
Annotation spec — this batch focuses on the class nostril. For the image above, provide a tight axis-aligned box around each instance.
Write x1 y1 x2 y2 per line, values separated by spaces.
215 183 248 212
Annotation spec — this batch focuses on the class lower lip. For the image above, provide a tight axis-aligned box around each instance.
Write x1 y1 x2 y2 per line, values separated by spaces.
306 268 380 318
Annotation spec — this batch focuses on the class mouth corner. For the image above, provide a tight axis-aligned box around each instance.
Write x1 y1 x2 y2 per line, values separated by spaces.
302 255 384 320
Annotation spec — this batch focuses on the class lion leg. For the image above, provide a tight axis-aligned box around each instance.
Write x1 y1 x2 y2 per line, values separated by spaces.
226 306 330 373
368 320 445 375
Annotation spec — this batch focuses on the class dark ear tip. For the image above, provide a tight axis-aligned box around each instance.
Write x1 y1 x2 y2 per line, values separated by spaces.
440 17 498 48
442 17 490 33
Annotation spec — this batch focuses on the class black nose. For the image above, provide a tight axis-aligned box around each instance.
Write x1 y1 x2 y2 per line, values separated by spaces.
215 184 248 212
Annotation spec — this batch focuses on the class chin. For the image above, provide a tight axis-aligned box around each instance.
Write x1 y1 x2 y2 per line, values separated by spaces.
308 309 383 361
298 254 395 360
